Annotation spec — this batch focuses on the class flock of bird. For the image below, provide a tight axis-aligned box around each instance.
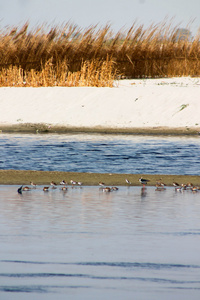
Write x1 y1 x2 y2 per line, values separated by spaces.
17 179 82 194
172 181 200 192
17 177 150 194
17 176 199 194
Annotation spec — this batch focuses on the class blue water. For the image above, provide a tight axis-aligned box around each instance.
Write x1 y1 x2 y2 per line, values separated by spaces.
0 185 200 299
0 133 200 175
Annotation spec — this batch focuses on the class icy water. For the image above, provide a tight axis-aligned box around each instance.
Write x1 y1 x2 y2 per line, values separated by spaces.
0 133 200 175
0 185 200 300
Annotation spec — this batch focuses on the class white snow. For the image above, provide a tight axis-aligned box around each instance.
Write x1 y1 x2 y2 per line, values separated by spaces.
0 77 199 130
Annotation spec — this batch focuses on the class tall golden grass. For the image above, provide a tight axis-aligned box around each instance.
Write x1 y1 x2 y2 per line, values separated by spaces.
0 21 199 87
0 57 117 87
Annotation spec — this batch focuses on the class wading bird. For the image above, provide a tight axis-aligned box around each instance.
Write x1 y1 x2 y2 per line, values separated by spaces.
139 177 150 186
60 180 67 185
43 186 49 192
23 186 31 191
17 185 23 194
125 179 131 186
30 181 37 188
173 182 179 187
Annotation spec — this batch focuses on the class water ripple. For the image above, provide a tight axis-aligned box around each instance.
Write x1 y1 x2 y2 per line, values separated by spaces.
1 133 200 174
0 286 47 293
1 260 200 270
0 273 199 285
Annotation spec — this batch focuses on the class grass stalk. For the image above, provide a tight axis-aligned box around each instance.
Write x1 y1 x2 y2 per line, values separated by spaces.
0 20 199 86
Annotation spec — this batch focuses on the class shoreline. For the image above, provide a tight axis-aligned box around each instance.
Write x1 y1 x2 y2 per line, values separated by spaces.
0 170 200 186
1 124 200 136
1 78 200 183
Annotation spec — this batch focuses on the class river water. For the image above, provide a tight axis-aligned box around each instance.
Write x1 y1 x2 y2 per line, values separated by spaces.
0 133 200 299
0 133 200 174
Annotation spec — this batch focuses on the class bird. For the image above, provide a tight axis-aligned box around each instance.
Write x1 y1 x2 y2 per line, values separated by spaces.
17 185 23 194
139 177 150 186
70 180 77 187
43 186 49 192
50 181 57 189
23 186 31 191
30 181 37 188
173 182 180 187
103 187 111 192
181 183 187 190
60 180 67 185
186 182 193 189
78 181 82 186
191 186 198 192
61 186 68 191
155 180 166 190
111 186 119 191
125 179 131 185
99 182 105 187
175 187 183 192
156 180 166 187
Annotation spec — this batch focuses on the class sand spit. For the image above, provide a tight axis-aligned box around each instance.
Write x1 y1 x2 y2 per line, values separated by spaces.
1 170 200 187
0 124 200 135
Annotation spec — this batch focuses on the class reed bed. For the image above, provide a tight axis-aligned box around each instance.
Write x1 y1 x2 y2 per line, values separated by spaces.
0 57 117 87
0 21 199 87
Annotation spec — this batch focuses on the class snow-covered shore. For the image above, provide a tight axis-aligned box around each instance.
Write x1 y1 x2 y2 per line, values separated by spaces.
0 77 200 133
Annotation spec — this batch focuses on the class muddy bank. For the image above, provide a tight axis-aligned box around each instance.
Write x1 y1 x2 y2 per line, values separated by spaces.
0 170 200 186
0 124 200 136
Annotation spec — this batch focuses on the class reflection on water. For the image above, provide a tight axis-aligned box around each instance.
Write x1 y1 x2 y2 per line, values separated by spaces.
0 185 200 299
0 133 200 174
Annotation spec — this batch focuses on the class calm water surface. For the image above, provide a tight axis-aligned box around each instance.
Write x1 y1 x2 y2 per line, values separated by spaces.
0 133 200 175
0 185 200 299
1 133 200 299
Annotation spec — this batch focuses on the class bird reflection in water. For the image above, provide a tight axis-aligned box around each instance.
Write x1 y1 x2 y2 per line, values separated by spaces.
141 186 147 197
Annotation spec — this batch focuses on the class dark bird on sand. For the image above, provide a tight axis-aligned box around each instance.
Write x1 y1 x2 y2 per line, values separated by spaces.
139 177 150 186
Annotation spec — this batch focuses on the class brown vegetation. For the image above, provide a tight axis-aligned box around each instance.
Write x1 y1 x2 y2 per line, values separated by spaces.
0 57 117 87
0 21 199 86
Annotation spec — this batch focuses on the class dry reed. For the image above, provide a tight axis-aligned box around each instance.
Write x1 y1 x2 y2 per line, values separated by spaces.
0 57 117 87
0 20 199 87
